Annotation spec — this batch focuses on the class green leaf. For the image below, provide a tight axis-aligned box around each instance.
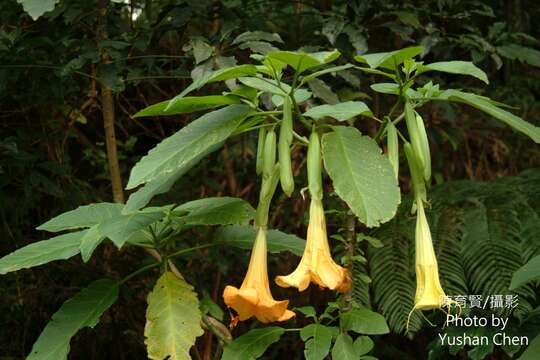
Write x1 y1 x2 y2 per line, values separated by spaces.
214 225 305 256
199 296 224 321
438 90 540 144
341 308 390 335
233 31 283 44
510 255 540 290
354 46 423 69
497 44 540 67
354 336 374 356
519 334 540 360
370 83 399 95
127 105 251 189
133 96 240 117
173 197 255 226
304 101 372 121
192 39 213 64
123 145 219 212
17 0 59 20
0 230 86 274
98 211 165 248
27 279 118 360
238 77 312 106
300 64 354 85
300 324 335 360
37 203 123 232
222 327 285 360
267 50 341 74
417 61 489 84
307 78 339 105
238 77 286 95
272 90 312 107
79 225 104 263
322 126 401 227
295 306 317 319
331 334 357 360
167 65 257 107
145 272 203 360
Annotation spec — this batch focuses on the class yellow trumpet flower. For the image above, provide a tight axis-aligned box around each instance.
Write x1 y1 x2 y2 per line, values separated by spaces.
275 198 352 293
223 227 295 323
413 200 446 310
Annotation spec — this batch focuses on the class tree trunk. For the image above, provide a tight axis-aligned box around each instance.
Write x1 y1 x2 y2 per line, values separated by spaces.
98 0 124 203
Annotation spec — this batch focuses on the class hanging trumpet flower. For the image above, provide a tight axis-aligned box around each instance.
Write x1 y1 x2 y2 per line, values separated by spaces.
412 198 446 310
223 227 295 323
223 128 295 323
405 140 457 329
275 131 351 293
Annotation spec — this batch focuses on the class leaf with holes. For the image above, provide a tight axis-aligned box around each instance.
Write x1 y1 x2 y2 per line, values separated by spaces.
145 272 203 360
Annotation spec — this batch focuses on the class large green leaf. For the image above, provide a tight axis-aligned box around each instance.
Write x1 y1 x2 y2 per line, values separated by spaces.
300 324 336 360
417 61 488 84
133 96 240 117
215 225 305 256
124 144 220 212
145 272 203 360
167 65 258 108
331 334 357 360
222 327 285 360
173 197 255 226
510 255 540 290
0 230 86 274
98 211 165 248
322 126 401 227
37 203 123 232
27 279 119 360
79 225 104 263
17 0 59 20
267 50 341 74
126 105 251 189
340 308 390 335
354 46 423 69
438 90 540 144
304 101 372 121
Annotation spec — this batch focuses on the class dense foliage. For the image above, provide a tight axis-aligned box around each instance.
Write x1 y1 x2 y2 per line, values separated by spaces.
1 1 539 359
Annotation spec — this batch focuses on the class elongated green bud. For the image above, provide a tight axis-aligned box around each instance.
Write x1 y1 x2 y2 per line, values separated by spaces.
256 163 280 227
263 129 276 178
279 97 294 196
386 121 399 180
307 131 323 200
404 101 426 172
404 142 426 204
256 127 266 175
415 111 431 182
281 97 293 143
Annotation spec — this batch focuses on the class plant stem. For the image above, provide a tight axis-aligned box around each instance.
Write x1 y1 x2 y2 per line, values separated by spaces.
119 262 160 284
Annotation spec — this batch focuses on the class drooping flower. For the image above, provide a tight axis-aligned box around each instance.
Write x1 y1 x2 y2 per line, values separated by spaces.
275 198 351 293
412 199 446 310
223 227 295 323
